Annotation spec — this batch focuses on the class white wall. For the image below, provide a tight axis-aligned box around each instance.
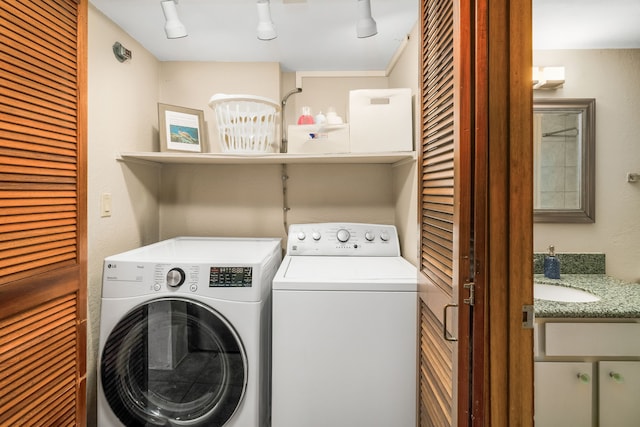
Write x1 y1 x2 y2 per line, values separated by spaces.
534 49 640 282
87 5 161 424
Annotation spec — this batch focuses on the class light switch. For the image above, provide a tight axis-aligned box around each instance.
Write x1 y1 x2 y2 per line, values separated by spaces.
101 193 112 217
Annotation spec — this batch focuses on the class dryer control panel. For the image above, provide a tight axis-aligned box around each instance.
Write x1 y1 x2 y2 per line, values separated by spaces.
286 223 401 257
209 266 253 287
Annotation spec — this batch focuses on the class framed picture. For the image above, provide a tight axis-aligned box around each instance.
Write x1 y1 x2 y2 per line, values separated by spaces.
158 103 206 152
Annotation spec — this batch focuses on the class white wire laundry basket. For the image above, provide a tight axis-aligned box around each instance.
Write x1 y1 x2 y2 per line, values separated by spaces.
208 94 281 153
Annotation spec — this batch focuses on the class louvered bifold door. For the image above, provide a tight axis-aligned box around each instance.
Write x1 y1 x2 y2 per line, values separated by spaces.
418 0 473 424
0 0 87 425
0 294 79 425
0 0 81 284
421 0 455 294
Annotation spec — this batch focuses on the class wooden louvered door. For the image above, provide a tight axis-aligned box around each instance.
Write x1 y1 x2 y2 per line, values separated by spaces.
0 0 87 425
419 0 534 424
418 0 475 425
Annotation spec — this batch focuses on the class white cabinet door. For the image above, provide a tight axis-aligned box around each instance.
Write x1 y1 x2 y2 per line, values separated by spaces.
599 361 640 427
535 362 594 427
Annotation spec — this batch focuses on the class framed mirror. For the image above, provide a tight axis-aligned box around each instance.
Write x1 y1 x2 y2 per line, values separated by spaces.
533 98 596 223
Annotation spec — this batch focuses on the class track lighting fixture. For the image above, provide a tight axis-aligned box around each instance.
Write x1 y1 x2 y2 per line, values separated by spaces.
256 0 277 41
161 0 187 39
356 0 378 38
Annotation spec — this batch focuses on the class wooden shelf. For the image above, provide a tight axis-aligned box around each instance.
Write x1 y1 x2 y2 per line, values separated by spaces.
117 151 417 166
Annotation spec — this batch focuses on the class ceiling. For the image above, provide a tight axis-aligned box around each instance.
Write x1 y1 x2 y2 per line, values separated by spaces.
90 0 418 72
533 0 640 50
89 0 640 72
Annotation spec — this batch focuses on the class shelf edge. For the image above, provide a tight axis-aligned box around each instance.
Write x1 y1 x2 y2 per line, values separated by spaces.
117 151 417 165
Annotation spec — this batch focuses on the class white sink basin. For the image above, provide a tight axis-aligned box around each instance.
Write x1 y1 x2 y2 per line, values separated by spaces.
534 283 600 303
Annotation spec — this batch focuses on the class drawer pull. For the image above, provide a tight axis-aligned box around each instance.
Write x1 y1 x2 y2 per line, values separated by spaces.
576 373 591 384
609 372 623 383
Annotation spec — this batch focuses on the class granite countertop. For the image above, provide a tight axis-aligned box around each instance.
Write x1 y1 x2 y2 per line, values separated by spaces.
534 274 640 318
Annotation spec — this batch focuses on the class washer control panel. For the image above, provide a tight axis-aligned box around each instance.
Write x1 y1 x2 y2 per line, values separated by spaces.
287 223 400 256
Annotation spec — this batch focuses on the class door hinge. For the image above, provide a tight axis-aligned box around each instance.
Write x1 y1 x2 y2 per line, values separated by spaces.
463 282 475 306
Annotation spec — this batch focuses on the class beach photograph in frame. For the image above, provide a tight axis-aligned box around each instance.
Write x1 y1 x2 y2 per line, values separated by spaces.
158 103 206 152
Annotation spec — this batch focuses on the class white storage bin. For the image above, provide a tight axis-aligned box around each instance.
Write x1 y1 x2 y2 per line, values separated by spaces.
287 124 350 154
348 88 413 153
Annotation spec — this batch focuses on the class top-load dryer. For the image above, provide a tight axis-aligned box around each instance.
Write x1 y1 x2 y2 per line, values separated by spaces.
271 223 418 427
98 236 280 427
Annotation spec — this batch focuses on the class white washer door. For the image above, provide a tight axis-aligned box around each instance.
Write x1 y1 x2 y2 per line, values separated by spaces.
100 298 247 426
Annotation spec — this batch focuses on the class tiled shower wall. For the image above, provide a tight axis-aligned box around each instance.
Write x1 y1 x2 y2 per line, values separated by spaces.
534 112 580 209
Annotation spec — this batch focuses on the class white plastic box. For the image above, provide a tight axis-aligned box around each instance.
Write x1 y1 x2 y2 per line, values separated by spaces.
348 88 413 153
287 124 350 154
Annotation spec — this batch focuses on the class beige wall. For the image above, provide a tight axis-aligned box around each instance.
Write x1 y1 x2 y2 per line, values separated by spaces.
156 61 286 240
159 162 397 242
87 5 161 424
157 28 420 261
284 74 388 128
156 63 395 243
87 7 419 422
534 49 640 282
388 23 420 264
159 61 282 153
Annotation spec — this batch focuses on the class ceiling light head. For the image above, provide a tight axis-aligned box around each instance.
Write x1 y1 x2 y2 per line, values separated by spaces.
257 0 277 41
161 0 187 39
356 0 377 38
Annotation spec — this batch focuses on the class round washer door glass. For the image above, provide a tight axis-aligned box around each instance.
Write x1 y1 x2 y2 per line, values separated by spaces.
101 298 247 426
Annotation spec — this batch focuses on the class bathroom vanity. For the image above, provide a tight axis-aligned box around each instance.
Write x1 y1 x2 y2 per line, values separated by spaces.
534 275 640 427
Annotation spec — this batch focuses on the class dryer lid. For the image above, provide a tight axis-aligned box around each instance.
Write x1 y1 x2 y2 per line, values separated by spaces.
273 256 417 291
105 237 281 264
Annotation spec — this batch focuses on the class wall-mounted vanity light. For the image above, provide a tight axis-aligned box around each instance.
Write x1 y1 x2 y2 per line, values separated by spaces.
533 66 565 90
257 0 277 40
161 0 187 39
356 0 378 38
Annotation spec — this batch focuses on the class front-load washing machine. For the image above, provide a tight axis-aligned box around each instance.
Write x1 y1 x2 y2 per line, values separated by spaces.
98 237 281 427
272 223 418 427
